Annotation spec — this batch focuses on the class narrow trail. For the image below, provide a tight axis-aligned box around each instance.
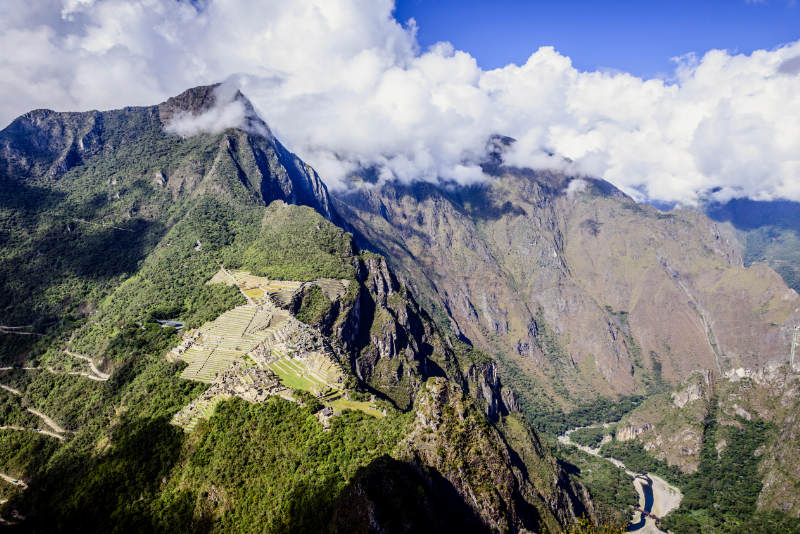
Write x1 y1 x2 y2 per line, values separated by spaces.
64 350 110 380
25 409 65 435
0 384 21 396
559 425 682 534
221 265 255 304
0 325 42 336
1 363 106 381
1 380 67 439
0 425 64 441
75 217 134 232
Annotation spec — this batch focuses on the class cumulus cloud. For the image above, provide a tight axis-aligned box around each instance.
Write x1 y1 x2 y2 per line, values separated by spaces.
778 55 800 74
1 0 799 205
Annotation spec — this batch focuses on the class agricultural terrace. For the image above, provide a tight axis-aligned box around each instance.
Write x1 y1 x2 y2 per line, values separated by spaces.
207 268 303 307
207 268 349 306
173 304 281 383
169 270 379 431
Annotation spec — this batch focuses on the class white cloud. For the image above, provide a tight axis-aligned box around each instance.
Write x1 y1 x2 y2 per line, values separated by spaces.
1 0 799 205
566 178 589 198
163 82 271 138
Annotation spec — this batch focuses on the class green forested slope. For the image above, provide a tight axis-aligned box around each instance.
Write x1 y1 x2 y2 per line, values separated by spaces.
0 87 588 532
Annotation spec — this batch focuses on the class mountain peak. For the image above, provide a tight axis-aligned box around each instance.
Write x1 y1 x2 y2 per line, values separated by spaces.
158 83 221 118
158 83 273 139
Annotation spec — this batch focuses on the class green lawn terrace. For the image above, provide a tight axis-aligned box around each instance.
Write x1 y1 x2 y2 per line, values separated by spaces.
207 268 303 307
207 268 350 308
267 353 341 396
329 397 385 418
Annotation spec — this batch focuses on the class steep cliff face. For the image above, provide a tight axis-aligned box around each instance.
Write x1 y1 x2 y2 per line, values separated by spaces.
393 378 587 533
309 252 524 423
282 225 590 531
334 169 800 408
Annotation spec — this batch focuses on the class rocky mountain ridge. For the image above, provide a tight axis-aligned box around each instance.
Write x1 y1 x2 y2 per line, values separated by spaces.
334 165 800 413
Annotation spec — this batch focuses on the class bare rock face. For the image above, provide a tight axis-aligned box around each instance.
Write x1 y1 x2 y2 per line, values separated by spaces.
334 169 800 408
672 369 711 408
615 423 655 442
156 84 220 123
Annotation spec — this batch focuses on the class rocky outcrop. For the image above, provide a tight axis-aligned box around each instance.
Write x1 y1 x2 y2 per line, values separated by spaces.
671 370 710 408
463 359 521 421
615 423 654 442
394 378 584 533
326 255 433 409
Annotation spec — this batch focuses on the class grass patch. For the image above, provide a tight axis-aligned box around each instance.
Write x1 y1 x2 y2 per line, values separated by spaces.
268 360 325 393
329 398 383 418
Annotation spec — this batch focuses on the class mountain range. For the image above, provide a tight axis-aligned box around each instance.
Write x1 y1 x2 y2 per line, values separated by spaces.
0 84 798 533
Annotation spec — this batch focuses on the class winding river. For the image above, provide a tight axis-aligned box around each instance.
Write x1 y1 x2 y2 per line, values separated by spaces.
559 426 682 533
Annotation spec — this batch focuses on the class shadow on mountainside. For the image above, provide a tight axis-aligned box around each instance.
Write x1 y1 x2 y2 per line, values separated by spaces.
2 416 191 534
706 198 800 232
327 455 486 534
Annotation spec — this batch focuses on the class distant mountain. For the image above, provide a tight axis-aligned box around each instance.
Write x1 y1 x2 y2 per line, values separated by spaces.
0 86 590 532
333 164 800 417
706 198 800 293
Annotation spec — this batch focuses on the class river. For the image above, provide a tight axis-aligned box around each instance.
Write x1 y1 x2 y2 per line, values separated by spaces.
558 426 682 533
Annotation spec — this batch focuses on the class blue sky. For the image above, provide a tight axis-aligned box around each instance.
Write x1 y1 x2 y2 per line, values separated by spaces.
394 0 800 78
3 0 799 203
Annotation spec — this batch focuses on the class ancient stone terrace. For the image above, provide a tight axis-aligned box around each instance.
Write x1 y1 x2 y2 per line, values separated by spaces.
173 304 288 383
207 267 349 308
169 270 369 432
171 362 290 431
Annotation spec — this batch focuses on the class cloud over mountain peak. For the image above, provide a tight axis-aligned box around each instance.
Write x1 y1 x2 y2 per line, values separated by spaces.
1 0 799 205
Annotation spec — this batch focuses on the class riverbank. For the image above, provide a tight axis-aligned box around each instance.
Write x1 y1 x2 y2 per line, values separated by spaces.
559 425 682 533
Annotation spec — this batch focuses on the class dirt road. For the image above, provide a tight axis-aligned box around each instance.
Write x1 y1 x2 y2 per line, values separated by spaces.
0 425 63 441
64 350 110 380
